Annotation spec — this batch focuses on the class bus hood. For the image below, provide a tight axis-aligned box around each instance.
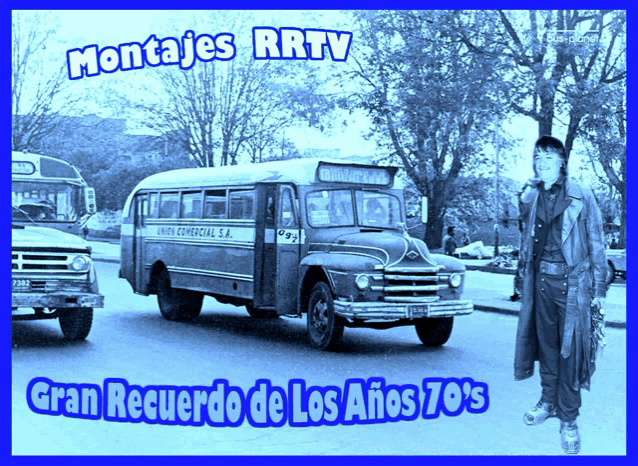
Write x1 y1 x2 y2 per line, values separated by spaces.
11 225 90 252
309 230 464 271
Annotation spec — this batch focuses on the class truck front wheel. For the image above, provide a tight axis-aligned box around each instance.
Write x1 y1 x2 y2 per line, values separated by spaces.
59 307 93 340
415 317 453 347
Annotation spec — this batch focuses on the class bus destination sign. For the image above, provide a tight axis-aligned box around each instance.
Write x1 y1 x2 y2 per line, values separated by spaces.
316 163 393 186
12 161 36 175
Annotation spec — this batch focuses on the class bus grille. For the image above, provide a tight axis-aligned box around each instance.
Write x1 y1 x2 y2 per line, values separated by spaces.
383 266 446 303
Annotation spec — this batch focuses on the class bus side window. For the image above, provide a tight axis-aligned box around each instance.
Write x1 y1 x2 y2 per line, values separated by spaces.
181 191 202 219
280 189 297 227
229 190 255 220
148 193 158 218
136 195 148 226
159 192 179 219
204 189 227 219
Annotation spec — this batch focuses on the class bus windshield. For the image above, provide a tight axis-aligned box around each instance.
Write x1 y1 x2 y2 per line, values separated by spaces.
306 190 402 228
12 181 81 223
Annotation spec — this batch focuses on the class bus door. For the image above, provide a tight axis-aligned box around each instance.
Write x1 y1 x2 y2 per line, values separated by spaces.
275 184 301 314
254 184 277 308
253 183 301 313
133 193 148 292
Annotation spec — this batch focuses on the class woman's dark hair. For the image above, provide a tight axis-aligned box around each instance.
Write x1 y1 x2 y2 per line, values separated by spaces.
447 226 455 235
534 135 568 176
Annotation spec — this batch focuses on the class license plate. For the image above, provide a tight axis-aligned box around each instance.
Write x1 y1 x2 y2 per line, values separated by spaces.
409 305 429 317
12 279 31 292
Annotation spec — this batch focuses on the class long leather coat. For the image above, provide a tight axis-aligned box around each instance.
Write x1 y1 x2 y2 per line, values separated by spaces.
514 178 607 391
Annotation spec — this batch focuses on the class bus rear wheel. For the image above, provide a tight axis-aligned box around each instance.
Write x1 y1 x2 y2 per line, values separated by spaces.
415 317 453 347
307 282 344 350
157 269 203 321
59 307 93 340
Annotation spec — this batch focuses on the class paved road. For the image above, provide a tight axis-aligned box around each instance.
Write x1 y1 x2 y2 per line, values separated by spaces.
12 262 626 455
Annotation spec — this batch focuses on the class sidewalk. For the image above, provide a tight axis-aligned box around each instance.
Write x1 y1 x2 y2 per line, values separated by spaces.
88 239 626 329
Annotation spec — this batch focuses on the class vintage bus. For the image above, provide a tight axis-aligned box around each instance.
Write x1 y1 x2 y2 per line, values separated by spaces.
120 159 473 350
12 151 103 339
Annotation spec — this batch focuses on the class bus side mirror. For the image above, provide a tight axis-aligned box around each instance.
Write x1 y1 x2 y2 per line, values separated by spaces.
85 187 97 215
421 197 428 224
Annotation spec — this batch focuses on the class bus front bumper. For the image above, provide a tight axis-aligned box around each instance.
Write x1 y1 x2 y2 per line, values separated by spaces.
12 292 104 309
333 299 473 320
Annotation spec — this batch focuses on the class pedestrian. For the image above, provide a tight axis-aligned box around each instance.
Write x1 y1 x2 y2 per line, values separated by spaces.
82 225 89 240
442 226 457 256
610 237 618 249
461 231 471 247
515 136 607 454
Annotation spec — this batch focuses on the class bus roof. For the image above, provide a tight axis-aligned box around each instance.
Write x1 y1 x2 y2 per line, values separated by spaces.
12 151 83 181
123 158 403 216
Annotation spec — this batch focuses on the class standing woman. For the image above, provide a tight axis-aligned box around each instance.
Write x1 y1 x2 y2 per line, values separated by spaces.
514 136 608 454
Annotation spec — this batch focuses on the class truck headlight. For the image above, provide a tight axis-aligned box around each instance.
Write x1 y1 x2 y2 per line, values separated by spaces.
71 255 91 271
355 274 370 290
449 273 462 288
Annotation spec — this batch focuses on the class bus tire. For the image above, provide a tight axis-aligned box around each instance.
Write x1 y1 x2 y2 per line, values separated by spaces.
415 317 453 347
307 282 344 350
157 269 203 321
59 307 93 340
246 305 279 319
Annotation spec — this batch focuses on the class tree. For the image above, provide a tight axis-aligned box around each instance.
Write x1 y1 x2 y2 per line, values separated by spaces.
580 81 626 247
458 10 625 245
12 12 79 151
446 175 521 230
348 10 509 247
475 10 626 156
124 13 334 169
88 156 192 211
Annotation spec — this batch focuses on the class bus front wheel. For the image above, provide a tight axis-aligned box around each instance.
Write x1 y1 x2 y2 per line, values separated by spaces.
307 282 344 350
415 317 453 347
157 269 203 321
59 307 93 340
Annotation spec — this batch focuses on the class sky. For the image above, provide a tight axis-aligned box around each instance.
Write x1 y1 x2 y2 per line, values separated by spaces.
13 9 605 184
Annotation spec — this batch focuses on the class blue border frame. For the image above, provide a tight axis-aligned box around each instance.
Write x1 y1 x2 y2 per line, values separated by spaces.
6 3 632 463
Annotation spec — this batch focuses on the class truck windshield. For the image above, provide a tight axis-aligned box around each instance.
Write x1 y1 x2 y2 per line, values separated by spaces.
12 181 81 223
306 190 402 228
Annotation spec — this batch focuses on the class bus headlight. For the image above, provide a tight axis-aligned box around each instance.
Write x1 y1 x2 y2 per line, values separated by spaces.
449 273 462 288
71 255 91 271
355 274 371 290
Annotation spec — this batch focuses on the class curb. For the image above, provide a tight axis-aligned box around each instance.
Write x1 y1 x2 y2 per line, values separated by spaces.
91 257 626 329
93 257 120 264
475 304 626 329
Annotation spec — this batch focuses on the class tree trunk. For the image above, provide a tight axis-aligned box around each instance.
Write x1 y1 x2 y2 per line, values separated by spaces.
537 94 554 137
424 195 445 251
221 136 230 166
